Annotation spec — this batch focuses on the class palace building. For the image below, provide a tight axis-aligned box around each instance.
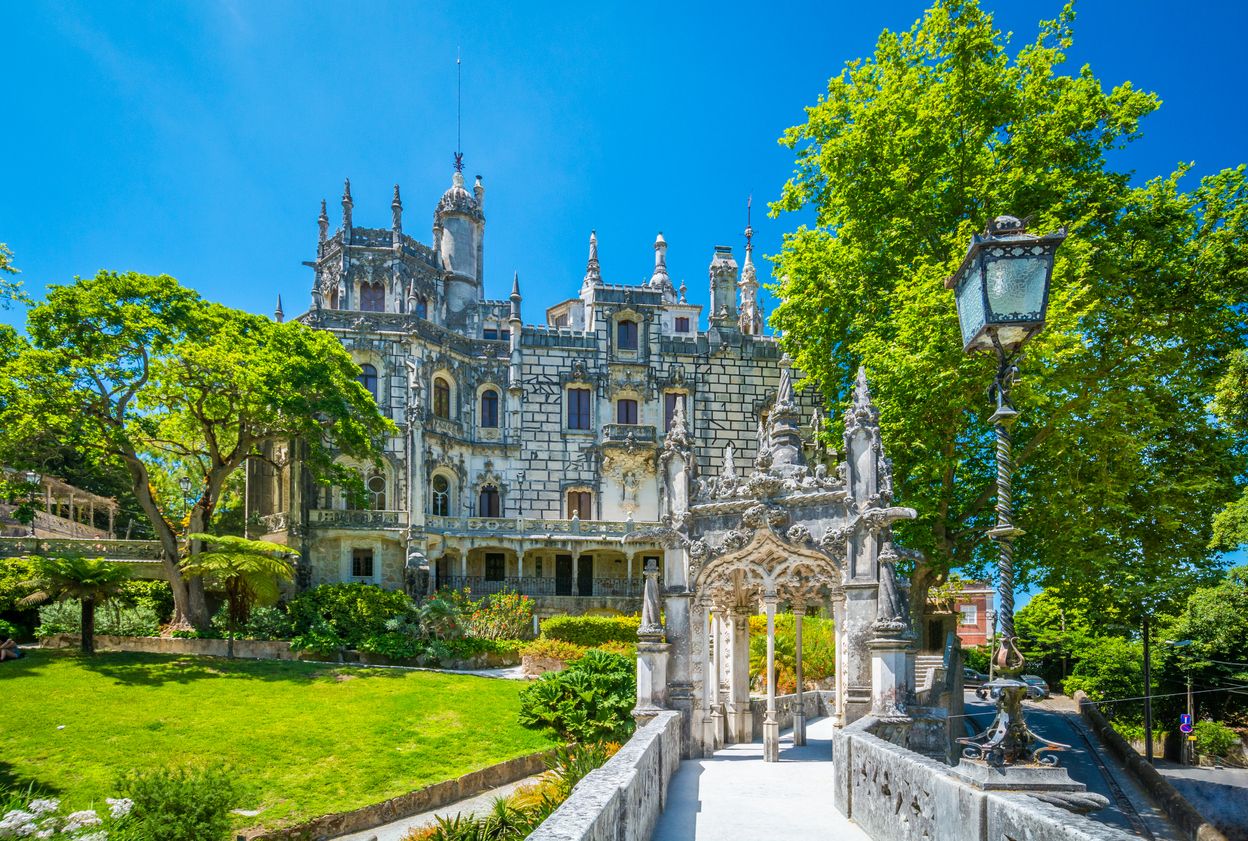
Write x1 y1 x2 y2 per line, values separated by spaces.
247 167 820 615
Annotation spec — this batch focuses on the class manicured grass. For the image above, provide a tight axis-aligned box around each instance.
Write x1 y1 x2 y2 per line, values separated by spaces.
0 650 554 829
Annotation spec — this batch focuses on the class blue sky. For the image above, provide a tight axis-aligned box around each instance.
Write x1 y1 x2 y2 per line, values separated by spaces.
2 0 1246 331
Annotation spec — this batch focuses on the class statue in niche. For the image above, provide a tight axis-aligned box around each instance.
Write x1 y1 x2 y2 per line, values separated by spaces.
621 471 639 513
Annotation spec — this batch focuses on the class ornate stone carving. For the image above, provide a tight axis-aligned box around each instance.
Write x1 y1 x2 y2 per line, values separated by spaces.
786 524 812 545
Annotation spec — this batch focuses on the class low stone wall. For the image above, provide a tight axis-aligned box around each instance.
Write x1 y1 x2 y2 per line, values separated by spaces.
527 710 682 841
246 749 555 841
41 634 300 660
1076 691 1229 841
834 717 1139 841
748 691 833 741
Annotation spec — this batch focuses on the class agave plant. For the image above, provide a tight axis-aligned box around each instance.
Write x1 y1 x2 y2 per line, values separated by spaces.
20 555 131 655
181 534 297 658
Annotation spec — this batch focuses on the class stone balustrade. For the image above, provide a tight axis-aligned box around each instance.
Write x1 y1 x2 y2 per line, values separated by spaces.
833 718 1139 841
0 536 164 562
528 710 682 841
441 575 643 599
308 509 408 529
602 423 658 444
426 515 660 539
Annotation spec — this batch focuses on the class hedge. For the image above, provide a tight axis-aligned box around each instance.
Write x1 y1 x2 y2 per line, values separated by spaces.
539 615 640 647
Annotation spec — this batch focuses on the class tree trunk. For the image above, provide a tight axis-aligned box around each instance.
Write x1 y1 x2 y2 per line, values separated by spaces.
81 597 95 656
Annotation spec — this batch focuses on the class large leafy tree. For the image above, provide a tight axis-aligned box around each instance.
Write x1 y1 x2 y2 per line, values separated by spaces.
770 0 1248 629
1164 565 1248 721
0 271 394 627
20 555 131 655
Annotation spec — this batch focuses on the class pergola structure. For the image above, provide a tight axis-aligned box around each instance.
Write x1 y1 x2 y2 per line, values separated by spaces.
632 357 923 761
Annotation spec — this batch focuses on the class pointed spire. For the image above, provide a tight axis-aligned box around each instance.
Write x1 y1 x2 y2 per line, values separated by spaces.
653 229 673 291
318 199 328 246
274 295 285 323
509 271 522 322
584 230 602 286
391 185 403 242
739 196 762 335
844 366 881 438
341 178 353 229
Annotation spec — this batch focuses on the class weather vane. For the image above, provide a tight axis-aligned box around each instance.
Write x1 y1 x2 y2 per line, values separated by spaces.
454 48 464 173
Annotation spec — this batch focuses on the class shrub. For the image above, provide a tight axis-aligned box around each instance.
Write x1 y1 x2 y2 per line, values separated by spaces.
465 588 535 640
518 649 636 743
118 765 238 841
287 582 417 653
209 603 293 640
116 579 175 623
520 637 588 662
1193 720 1240 757
1064 636 1148 723
593 640 636 658
540 615 639 647
35 599 161 638
0 618 19 639
963 645 993 674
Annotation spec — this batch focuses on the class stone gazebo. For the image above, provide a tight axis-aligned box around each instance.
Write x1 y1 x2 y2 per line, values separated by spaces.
632 358 921 761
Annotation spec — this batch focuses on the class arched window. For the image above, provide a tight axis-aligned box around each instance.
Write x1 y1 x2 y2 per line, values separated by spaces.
416 296 428 319
617 319 638 350
479 485 500 518
367 473 386 510
359 282 385 312
357 364 378 400
431 475 450 516
480 389 499 428
433 377 451 418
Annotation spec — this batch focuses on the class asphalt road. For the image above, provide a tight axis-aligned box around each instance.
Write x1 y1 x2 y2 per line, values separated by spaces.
1155 761 1248 841
962 690 1181 840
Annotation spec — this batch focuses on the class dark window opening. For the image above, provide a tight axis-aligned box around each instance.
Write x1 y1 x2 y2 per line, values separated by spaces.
416 296 428 319
568 388 591 430
358 364 378 400
479 485 500 517
432 475 450 516
359 282 385 312
351 548 374 578
617 319 638 350
675 316 690 333
485 552 505 582
434 377 451 418
483 328 498 340
367 474 386 510
567 490 592 520
617 399 638 425
480 389 499 428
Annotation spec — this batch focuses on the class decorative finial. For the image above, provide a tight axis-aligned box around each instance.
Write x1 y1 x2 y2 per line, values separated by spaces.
679 279 687 303
318 199 328 245
454 48 464 173
745 195 754 257
391 185 403 235
584 230 602 285
392 184 402 207
274 295 284 323
511 271 521 299
342 179 353 229
650 232 671 292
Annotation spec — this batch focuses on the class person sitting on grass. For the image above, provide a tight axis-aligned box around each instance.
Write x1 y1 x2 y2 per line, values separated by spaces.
0 638 22 661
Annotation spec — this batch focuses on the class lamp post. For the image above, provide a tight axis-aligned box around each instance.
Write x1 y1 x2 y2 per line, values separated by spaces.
23 470 42 537
949 215 1067 767
1166 639 1195 766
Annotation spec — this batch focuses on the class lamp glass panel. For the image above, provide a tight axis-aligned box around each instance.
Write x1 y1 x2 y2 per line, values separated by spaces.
955 268 986 346
984 247 1048 323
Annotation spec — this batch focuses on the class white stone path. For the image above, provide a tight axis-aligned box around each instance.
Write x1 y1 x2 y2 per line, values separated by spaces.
652 716 871 840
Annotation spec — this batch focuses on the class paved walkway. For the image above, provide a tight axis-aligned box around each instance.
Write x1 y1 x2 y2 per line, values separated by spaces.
652 716 871 840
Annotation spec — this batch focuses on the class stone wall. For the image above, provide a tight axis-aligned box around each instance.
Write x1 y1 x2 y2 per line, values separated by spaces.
833 718 1139 841
528 710 682 841
748 691 834 741
40 634 300 660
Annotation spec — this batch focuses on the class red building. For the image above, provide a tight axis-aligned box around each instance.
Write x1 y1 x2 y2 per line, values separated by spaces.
951 580 995 647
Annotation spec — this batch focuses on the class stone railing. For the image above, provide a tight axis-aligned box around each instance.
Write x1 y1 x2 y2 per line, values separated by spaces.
427 516 660 539
602 423 657 444
528 710 682 841
833 718 1140 841
256 512 290 534
0 536 164 562
308 509 407 530
442 575 643 599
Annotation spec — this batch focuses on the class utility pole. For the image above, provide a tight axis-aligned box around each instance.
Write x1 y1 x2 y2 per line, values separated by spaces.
1186 675 1194 766
1143 615 1154 764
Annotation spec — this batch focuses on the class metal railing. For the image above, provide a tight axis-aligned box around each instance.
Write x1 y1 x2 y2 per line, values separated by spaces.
439 575 643 599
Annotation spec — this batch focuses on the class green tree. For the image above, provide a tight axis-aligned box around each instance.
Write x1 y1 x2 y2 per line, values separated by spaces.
0 242 24 307
0 271 395 627
180 533 296 658
770 0 1247 627
1164 565 1248 721
1211 348 1248 550
20 555 131 654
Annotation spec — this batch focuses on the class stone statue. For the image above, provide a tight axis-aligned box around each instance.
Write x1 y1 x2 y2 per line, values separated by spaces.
640 558 663 638
722 444 737 481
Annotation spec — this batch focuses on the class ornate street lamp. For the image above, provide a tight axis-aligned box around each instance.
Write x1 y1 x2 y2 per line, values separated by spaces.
23 470 42 537
948 215 1067 767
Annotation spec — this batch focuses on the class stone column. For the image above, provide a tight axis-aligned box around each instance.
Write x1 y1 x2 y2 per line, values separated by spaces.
727 606 752 743
833 597 847 727
634 558 670 726
460 555 468 580
763 591 780 762
711 611 725 749
699 600 716 757
794 602 806 746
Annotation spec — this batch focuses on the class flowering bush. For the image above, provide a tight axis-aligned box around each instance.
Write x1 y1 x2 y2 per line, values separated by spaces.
464 589 534 640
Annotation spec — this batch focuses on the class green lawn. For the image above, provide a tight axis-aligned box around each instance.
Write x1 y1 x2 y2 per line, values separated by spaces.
0 650 553 829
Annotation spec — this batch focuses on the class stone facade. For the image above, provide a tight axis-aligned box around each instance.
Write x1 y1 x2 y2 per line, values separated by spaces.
247 171 819 612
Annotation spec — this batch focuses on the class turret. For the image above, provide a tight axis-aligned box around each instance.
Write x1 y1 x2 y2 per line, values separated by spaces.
739 205 762 335
650 233 675 300
434 167 486 321
709 246 739 327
